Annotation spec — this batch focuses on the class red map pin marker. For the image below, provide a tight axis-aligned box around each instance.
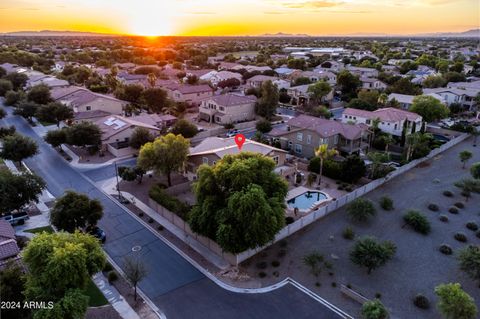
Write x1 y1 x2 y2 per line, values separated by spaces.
234 134 246 150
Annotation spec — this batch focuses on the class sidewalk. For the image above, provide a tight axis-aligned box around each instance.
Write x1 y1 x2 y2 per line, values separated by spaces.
60 144 133 170
92 273 140 319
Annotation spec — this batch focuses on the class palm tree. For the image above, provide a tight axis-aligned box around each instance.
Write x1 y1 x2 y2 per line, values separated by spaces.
314 144 338 187
383 134 395 156
459 150 473 169
370 117 381 147
405 132 432 162
147 72 157 88
367 152 389 179
377 93 388 106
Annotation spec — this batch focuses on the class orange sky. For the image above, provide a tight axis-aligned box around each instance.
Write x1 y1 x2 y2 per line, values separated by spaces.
0 0 478 36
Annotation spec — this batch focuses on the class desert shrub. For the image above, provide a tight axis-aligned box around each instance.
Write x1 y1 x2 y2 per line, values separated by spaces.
149 185 191 220
347 198 376 222
476 231 480 239
258 272 267 278
439 244 453 255
466 222 478 231
454 232 467 242
448 206 459 214
413 294 430 309
271 260 280 268
342 227 355 240
256 261 267 269
346 283 352 289
138 212 144 217
315 282 321 287
443 190 454 197
379 196 394 211
331 282 337 287
108 271 118 283
403 210 431 235
285 216 294 224
454 202 465 209
273 271 279 277
427 203 439 212
439 215 449 222
278 249 287 258
375 293 382 299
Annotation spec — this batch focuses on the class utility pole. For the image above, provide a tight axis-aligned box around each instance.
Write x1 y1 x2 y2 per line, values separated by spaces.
114 161 122 201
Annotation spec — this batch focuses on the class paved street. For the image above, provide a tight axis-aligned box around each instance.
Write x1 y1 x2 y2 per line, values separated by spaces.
1 102 349 319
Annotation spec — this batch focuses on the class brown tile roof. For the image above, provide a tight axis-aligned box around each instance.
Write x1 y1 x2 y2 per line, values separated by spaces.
344 107 421 122
0 240 20 261
166 84 213 95
286 115 367 140
0 220 15 241
206 94 256 107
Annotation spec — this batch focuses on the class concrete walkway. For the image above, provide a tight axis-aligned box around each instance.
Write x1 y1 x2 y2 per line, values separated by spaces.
93 273 141 319
60 144 134 170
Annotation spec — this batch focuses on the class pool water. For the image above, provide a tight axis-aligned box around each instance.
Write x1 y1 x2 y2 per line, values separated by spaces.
287 191 328 210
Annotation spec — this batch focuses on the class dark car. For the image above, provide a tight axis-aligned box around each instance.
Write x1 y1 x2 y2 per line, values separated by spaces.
88 226 106 243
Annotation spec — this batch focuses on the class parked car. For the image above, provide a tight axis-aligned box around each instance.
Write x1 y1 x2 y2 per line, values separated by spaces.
87 226 106 243
2 211 29 226
226 129 239 137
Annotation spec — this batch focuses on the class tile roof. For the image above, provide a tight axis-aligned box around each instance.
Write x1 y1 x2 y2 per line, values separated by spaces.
205 94 257 107
344 107 421 122
166 84 213 94
94 115 160 141
190 137 286 157
246 75 278 83
285 115 368 140
0 240 20 261
0 220 15 241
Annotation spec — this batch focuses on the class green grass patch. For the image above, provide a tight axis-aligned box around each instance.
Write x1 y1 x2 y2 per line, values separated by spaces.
38 120 57 127
84 278 108 307
25 225 54 234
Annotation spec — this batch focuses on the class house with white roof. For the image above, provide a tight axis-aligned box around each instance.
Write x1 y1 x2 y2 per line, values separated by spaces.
186 137 287 180
387 93 446 110
360 77 387 91
423 87 478 110
342 107 422 137
199 71 242 87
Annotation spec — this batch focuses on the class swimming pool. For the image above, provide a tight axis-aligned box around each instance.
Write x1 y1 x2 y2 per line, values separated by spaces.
287 191 328 210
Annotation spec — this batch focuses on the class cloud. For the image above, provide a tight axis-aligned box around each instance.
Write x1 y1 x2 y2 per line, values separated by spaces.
281 1 342 9
422 0 462 4
263 11 289 14
188 11 215 15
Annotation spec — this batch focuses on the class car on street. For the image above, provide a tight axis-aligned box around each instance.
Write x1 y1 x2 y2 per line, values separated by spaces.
87 226 106 243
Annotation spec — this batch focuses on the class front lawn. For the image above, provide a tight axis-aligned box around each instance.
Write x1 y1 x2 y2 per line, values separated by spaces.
25 225 54 234
84 278 108 307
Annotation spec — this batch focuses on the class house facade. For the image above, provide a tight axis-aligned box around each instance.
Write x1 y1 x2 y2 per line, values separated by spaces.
342 107 422 137
164 84 214 106
199 94 256 124
268 115 370 158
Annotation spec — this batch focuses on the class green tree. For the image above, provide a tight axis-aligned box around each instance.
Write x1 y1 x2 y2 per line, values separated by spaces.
4 90 25 106
0 262 31 319
0 168 45 214
256 118 272 134
367 152 390 179
454 179 480 202
5 72 28 90
66 122 102 147
459 150 473 169
341 155 367 183
309 105 332 118
423 75 447 88
0 79 13 96
188 152 288 253
388 78 422 95
0 132 39 164
255 80 279 119
435 283 477 319
44 129 68 148
347 198 376 222
14 100 40 122
141 87 169 113
350 236 396 274
458 245 480 284
292 77 311 86
138 133 189 186
362 299 389 319
115 84 144 106
129 127 154 149
27 84 52 105
303 251 324 277
170 119 198 138
35 102 74 127
358 89 380 108
123 256 148 301
307 80 331 106
347 98 375 111
471 162 480 179
314 144 338 186
337 70 361 101
50 191 103 232
410 95 449 122
23 232 105 318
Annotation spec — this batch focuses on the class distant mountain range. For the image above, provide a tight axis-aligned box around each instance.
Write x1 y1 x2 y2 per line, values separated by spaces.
1 29 479 38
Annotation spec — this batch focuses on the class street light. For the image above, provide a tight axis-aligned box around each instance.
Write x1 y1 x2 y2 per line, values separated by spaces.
114 161 122 201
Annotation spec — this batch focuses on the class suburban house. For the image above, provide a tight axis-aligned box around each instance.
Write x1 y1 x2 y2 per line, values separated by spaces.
94 115 161 157
26 76 69 89
53 87 126 115
346 66 379 78
130 113 177 129
199 70 243 86
199 94 257 124
186 137 288 180
287 84 334 106
342 107 423 137
289 70 336 85
314 60 345 73
164 84 214 106
267 115 371 158
116 72 147 86
0 220 20 269
423 87 478 110
388 93 446 110
245 75 278 88
360 77 387 91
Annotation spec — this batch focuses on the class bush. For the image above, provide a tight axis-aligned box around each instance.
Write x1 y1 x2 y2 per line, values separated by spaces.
138 212 144 217
454 232 467 242
403 210 431 235
271 260 280 268
466 222 478 231
157 225 164 231
347 198 376 222
413 294 430 309
439 214 449 222
272 271 279 277
285 216 294 224
342 227 355 240
448 206 459 214
149 185 191 220
256 262 267 269
454 202 465 209
315 282 321 287
375 293 382 299
362 299 389 319
258 272 267 278
427 203 439 212
439 244 453 255
379 196 394 211
103 263 113 272
148 217 154 223
108 271 118 283
443 190 454 197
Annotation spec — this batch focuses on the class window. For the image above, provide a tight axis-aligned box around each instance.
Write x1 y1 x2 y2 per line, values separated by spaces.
366 119 371 125
295 144 302 154
219 106 225 111
86 106 91 111
306 135 312 144
296 132 303 141
320 137 327 145
333 135 338 145
394 124 398 130
272 156 279 165
288 141 293 149
202 157 209 164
